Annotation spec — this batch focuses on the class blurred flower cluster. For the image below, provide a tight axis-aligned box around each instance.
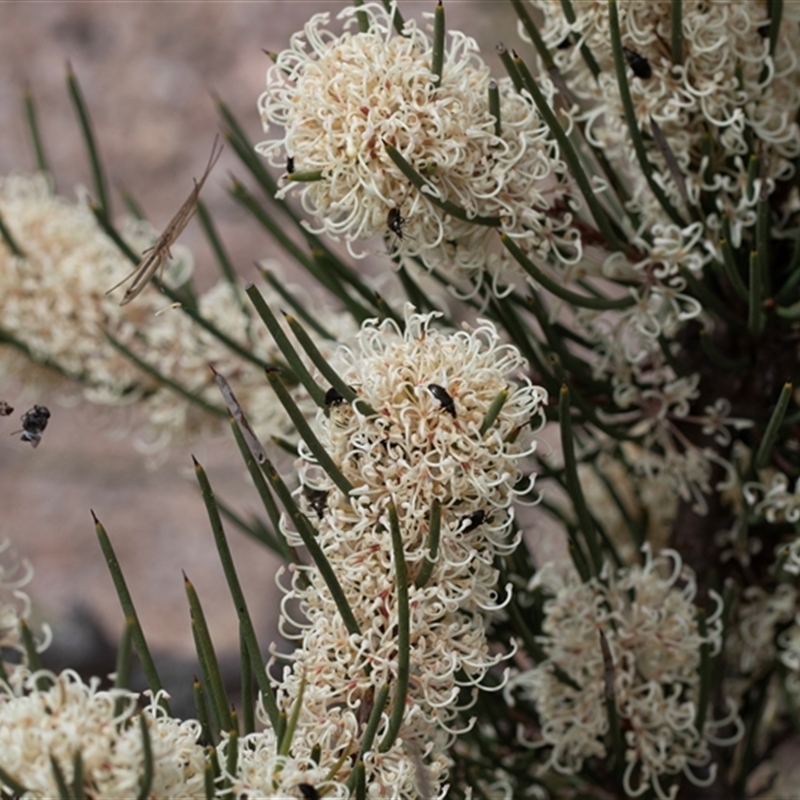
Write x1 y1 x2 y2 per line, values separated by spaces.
0 174 352 454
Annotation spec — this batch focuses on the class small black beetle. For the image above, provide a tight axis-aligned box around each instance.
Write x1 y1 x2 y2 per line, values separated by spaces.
623 47 652 80
325 387 345 407
428 384 456 417
457 510 486 534
387 207 407 240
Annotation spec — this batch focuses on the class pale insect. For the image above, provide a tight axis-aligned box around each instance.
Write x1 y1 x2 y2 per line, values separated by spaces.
107 135 223 306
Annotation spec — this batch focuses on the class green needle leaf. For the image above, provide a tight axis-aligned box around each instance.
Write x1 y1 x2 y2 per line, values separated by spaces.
0 764 29 797
193 456 281 732
414 499 441 589
347 684 390 793
383 142 502 227
479 390 509 436
224 720 238 794
0 208 25 258
502 234 635 310
748 249 766 336
196 201 246 308
103 331 228 419
380 0 406 36
244 284 327 408
185 572 233 734
258 266 334 341
266 458 362 637
719 230 749 301
213 369 360 638
285 170 326 183
228 419 296 565
496 43 523 93
113 620 135 717
511 54 626 250
755 381 793 471
264 367 355 498
204 748 218 800
509 0 556 72
240 628 255 736
559 0 601 77
559 385 602 575
353 0 370 33
283 313 376 416
756 184 772 297
93 511 171 716
66 63 110 216
19 620 49 689
607 0 685 227
193 676 214 747
23 85 50 176
379 502 410 753
279 673 306 756
49 756 70 800
431 1 445 89
671 0 683 65
488 79 501 136
72 752 86 800
694 609 711 736
136 715 154 800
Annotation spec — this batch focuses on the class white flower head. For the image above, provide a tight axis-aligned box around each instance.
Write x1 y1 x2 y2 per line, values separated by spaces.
258 3 572 281
299 306 546 578
529 0 800 235
264 306 546 798
0 671 207 798
510 547 738 800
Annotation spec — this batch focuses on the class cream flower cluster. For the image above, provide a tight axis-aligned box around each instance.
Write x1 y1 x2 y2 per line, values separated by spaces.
744 470 800 526
724 583 800 743
218 727 349 799
0 174 351 451
258 308 546 798
258 3 574 283
509 547 739 800
523 1 797 509
0 671 207 799
0 540 47 681
530 0 800 243
726 584 797 691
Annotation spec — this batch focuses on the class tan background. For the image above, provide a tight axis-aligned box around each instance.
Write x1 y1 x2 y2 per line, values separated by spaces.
0 1 524 695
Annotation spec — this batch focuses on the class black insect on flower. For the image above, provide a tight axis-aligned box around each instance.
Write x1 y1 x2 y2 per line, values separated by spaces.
286 155 295 174
298 785 320 800
623 47 652 79
556 35 572 49
325 387 345 407
428 383 456 417
457 510 486 534
304 487 329 519
387 206 407 240
14 405 50 448
0 400 13 417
